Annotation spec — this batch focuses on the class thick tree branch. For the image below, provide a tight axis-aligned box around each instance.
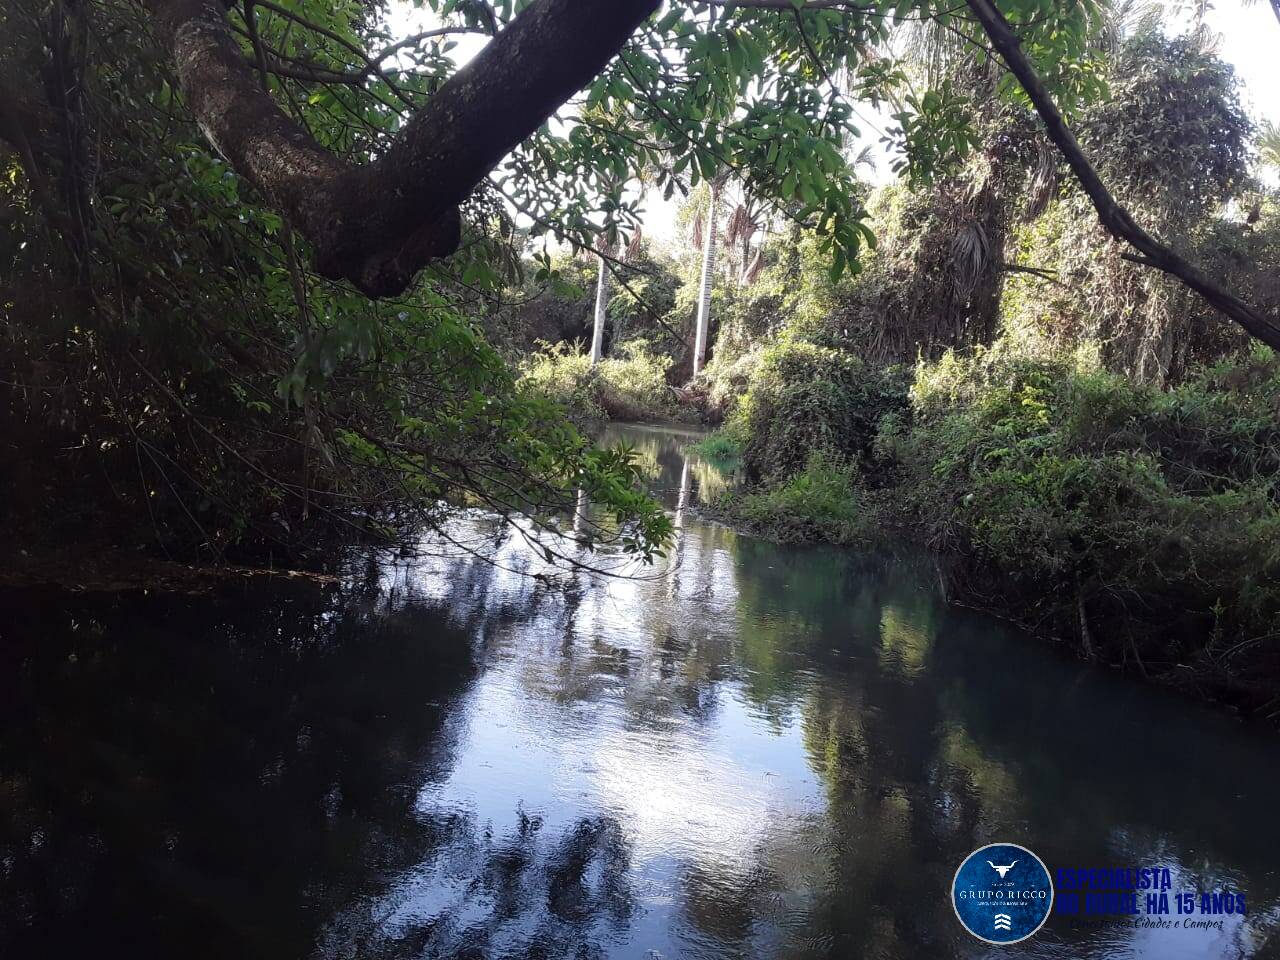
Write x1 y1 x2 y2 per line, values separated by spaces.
966 0 1280 350
145 0 661 297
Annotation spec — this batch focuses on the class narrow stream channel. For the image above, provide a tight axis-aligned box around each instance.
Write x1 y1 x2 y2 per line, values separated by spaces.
2 422 1277 958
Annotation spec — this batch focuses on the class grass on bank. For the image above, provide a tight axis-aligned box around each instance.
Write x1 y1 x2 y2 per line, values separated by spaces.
688 432 743 463
733 451 876 545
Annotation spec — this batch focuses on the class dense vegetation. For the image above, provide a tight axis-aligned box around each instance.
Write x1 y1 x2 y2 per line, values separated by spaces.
3 0 1278 709
892 350 1279 666
675 27 1280 711
701 342 1280 710
13 0 1092 569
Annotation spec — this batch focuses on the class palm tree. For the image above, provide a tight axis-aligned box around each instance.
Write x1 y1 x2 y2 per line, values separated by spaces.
589 229 642 366
725 193 777 287
590 241 612 365
691 170 730 378
1259 121 1280 174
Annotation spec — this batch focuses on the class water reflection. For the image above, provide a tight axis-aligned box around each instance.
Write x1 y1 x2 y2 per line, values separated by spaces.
317 811 634 960
2 424 1278 959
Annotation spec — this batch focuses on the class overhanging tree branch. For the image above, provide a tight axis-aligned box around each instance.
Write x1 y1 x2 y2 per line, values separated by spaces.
966 0 1280 351
145 0 661 297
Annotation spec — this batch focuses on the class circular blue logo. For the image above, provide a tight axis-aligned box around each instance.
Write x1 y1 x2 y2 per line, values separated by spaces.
952 842 1053 945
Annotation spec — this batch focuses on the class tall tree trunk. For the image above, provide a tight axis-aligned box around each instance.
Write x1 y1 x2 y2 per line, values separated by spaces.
692 180 719 378
590 254 609 365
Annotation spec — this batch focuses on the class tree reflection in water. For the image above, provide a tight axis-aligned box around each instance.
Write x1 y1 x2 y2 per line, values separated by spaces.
2 424 1279 960
317 812 633 960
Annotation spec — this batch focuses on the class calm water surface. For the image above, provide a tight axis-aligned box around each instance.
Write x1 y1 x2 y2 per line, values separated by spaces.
2 423 1278 959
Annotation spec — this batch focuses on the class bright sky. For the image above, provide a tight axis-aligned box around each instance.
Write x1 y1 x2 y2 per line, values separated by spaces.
389 1 1280 244
1198 1 1279 127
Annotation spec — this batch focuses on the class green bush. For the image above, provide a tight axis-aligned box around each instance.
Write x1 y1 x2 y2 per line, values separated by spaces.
886 348 1280 664
699 347 762 423
518 341 605 427
731 339 910 484
689 432 743 464
597 339 679 422
518 338 687 427
733 451 874 545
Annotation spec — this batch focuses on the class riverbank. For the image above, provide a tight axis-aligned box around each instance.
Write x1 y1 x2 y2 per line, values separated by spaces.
677 345 1280 726
0 545 339 595
702 484 1279 724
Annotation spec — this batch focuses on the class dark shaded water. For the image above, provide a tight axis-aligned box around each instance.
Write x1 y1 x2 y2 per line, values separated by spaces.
2 423 1278 959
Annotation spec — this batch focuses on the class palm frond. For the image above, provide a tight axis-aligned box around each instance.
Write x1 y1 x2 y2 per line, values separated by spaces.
725 204 756 249
950 221 991 299
1025 143 1059 220
624 227 644 262
1259 120 1280 172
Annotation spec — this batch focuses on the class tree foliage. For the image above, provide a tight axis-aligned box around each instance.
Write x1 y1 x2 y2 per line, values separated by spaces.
1002 32 1265 383
0 0 673 562
2 0 1276 566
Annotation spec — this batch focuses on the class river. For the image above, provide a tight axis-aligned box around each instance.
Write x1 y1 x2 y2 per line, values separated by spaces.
2 422 1277 959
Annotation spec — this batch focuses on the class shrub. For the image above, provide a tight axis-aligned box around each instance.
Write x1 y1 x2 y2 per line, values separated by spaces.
518 338 687 427
689 432 743 464
699 346 762 423
596 339 679 422
733 451 874 545
730 339 910 484
886 348 1280 669
518 341 604 428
